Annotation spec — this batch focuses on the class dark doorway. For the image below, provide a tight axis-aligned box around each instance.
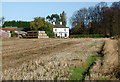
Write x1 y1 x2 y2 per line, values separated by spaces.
65 34 67 37
56 34 57 37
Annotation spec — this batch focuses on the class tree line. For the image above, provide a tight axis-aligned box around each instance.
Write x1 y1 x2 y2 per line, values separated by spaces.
3 20 30 31
70 1 120 37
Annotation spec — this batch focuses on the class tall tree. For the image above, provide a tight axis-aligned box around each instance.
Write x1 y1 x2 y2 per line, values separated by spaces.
46 11 67 26
60 11 66 26
46 14 60 24
111 1 120 36
70 8 89 35
71 22 85 34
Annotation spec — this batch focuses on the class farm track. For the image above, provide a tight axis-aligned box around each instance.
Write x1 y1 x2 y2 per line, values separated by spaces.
2 38 105 80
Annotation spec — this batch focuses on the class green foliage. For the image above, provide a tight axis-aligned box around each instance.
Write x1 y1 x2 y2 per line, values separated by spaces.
70 34 105 38
70 53 98 80
30 17 45 30
30 17 54 37
40 22 54 37
3 20 30 31
46 14 60 24
46 11 67 26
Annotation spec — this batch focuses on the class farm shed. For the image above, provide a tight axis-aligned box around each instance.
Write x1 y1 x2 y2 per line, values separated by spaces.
0 27 23 37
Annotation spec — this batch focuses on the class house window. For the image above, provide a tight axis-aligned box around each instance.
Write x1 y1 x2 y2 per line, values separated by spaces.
64 29 66 31
55 29 57 31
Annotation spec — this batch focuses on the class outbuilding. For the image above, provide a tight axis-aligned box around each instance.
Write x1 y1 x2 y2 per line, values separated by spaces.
0 27 23 37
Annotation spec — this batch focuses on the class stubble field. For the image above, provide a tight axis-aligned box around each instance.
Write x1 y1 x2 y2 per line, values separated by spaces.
1 38 118 80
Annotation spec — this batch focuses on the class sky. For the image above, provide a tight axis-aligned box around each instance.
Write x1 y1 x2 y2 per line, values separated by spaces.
2 2 113 27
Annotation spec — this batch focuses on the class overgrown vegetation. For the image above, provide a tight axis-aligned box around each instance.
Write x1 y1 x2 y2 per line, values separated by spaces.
70 53 98 80
70 34 105 38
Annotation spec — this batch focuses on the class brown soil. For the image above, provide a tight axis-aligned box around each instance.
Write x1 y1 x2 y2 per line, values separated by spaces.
2 38 105 80
2 38 90 70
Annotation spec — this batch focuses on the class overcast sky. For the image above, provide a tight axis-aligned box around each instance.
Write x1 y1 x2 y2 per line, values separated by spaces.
2 2 113 27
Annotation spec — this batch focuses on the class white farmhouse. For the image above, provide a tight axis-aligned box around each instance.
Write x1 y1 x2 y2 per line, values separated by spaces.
53 22 69 38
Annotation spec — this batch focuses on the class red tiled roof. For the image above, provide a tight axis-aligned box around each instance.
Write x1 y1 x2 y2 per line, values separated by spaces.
0 28 17 31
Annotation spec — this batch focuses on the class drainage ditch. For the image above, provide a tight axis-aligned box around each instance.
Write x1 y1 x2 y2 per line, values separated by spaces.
83 41 105 80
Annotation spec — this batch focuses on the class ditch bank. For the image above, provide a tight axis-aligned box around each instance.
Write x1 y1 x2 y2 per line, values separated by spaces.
70 53 99 80
70 40 105 80
85 39 119 80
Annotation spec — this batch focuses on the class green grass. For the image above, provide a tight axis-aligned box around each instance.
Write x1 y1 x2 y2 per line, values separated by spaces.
70 34 105 38
70 67 86 80
70 53 98 80
86 53 97 68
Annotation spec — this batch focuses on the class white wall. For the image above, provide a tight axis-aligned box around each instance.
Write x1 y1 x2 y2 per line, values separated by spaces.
53 28 69 38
